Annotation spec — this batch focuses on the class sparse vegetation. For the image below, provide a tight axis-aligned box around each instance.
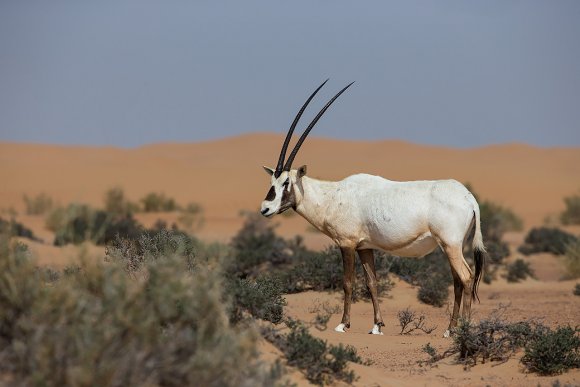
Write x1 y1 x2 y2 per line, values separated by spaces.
506 258 535 283
229 276 286 325
106 227 198 273
228 212 293 278
22 192 54 215
560 192 580 225
397 307 436 335
562 239 580 279
521 326 580 375
425 305 580 376
0 235 278 386
177 202 205 232
48 204 142 246
140 192 179 212
103 186 140 215
518 227 578 256
386 250 451 307
265 319 363 385
0 217 39 241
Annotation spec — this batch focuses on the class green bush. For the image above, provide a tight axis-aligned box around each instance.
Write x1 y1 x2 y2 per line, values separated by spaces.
49 204 142 246
22 193 53 215
0 235 278 386
0 217 38 241
177 202 205 231
385 249 452 306
228 212 293 277
561 193 580 225
562 239 580 279
518 227 577 256
103 186 140 215
506 259 535 283
270 320 361 385
229 276 286 324
106 227 198 273
417 274 449 307
522 326 580 375
451 316 544 366
140 192 179 212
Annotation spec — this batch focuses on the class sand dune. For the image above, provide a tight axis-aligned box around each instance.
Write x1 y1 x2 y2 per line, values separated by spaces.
1 134 579 236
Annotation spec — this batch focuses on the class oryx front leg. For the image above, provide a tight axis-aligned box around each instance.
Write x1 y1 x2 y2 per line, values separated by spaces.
335 247 355 333
358 249 385 335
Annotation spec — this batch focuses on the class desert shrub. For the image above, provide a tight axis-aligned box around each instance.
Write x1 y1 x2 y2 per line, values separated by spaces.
0 236 278 386
562 239 580 279
228 212 293 277
103 186 140 215
269 319 361 385
521 326 580 375
506 258 535 283
421 305 580 376
178 202 205 231
0 217 38 241
279 247 343 293
573 284 580 296
22 192 53 215
484 240 510 265
451 315 545 366
106 227 198 273
397 308 436 334
560 193 580 225
386 249 452 307
466 184 522 236
417 274 450 307
50 204 142 246
140 192 179 212
229 276 286 324
518 227 578 256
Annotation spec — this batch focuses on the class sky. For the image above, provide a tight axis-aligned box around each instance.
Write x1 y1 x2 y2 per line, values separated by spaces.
0 1 579 148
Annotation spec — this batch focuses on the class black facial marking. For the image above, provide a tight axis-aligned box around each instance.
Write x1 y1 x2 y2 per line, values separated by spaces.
264 186 276 201
280 183 296 210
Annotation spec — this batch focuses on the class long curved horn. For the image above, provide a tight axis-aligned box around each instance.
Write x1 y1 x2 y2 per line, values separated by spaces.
275 79 329 177
283 82 354 171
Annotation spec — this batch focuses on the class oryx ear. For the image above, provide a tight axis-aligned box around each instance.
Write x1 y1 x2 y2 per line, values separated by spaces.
263 166 275 176
297 165 307 178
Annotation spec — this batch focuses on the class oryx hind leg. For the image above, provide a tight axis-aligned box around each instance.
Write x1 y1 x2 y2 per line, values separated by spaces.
335 247 356 333
442 244 474 338
358 249 385 335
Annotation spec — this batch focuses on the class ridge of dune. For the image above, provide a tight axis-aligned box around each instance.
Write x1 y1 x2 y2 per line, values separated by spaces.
1 133 579 229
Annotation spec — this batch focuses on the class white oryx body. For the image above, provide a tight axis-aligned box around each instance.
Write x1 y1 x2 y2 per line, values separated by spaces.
292 174 481 258
260 80 485 336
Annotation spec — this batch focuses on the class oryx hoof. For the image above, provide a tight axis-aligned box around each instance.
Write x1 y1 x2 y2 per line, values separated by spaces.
334 323 347 333
443 329 451 338
369 324 384 335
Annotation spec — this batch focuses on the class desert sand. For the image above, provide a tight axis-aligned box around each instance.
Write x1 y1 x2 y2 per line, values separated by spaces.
1 134 579 386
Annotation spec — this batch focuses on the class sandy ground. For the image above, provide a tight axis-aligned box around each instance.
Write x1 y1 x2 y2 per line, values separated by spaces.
1 136 580 385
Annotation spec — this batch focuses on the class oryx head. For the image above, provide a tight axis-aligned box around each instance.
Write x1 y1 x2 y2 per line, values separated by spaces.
260 80 354 217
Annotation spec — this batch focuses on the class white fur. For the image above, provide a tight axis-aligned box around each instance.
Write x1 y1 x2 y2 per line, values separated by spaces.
370 324 384 335
334 323 347 333
443 329 451 338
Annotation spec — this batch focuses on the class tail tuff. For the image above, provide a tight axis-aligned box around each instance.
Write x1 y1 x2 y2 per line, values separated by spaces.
471 207 486 302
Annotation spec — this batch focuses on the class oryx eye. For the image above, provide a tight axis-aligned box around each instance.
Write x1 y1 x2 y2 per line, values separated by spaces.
283 179 289 187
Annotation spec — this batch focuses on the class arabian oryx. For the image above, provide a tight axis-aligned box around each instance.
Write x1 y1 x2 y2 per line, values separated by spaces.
260 80 485 337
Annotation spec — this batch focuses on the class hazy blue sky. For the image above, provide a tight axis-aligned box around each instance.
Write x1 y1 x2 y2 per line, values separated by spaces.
1 1 579 147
